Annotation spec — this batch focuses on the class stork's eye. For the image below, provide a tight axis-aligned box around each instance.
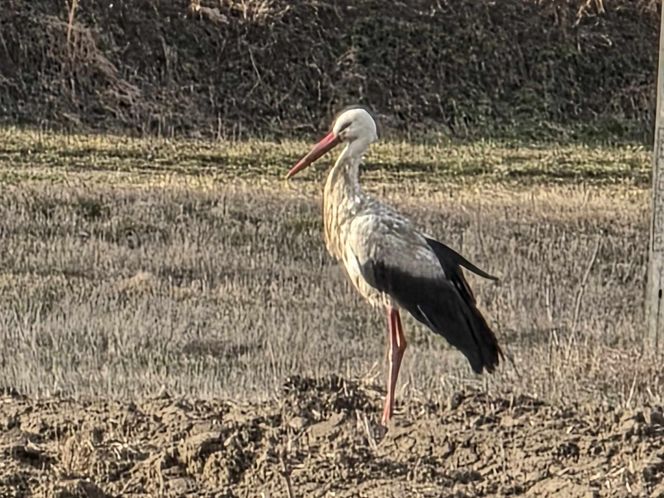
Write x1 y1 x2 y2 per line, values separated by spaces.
337 121 351 138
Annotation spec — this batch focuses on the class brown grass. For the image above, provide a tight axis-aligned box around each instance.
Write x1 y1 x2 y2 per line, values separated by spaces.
0 127 659 410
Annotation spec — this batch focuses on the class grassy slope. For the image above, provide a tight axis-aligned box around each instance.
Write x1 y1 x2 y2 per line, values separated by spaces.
0 127 659 409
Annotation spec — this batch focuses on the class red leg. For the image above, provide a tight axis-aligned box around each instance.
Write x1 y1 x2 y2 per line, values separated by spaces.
381 307 396 425
381 307 408 427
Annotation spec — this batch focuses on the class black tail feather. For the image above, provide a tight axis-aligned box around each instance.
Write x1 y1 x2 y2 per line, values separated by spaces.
422 237 503 373
425 237 498 282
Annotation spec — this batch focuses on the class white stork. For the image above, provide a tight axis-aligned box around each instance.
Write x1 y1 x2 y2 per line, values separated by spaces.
286 106 503 426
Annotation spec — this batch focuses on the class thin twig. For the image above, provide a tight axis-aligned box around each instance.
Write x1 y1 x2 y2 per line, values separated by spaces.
502 347 522 380
66 0 79 48
362 412 378 451
280 453 295 498
571 234 602 334
625 371 638 409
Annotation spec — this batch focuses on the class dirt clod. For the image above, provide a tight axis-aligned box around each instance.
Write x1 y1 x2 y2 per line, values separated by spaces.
649 409 664 427
54 480 111 498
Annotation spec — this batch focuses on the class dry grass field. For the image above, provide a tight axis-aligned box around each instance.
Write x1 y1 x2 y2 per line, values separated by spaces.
0 127 662 497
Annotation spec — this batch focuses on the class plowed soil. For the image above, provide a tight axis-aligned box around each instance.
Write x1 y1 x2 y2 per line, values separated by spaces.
1 376 662 498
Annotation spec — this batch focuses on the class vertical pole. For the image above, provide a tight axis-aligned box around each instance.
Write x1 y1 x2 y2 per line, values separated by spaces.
646 6 664 354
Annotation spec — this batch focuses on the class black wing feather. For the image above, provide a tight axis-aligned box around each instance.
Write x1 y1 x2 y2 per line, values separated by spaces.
359 237 503 374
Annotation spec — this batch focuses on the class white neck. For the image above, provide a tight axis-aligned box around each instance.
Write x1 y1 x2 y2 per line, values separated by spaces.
337 137 372 167
323 137 372 259
329 137 373 198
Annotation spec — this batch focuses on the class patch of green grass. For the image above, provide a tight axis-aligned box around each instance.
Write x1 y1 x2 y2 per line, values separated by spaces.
0 127 651 188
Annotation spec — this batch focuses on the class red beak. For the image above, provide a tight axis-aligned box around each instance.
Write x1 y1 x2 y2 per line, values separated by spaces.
286 131 341 179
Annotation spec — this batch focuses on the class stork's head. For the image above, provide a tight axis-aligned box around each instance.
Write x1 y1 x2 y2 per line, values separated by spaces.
286 106 378 179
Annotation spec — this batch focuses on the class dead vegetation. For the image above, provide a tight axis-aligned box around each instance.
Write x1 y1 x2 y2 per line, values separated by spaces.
0 127 659 408
0 0 658 140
